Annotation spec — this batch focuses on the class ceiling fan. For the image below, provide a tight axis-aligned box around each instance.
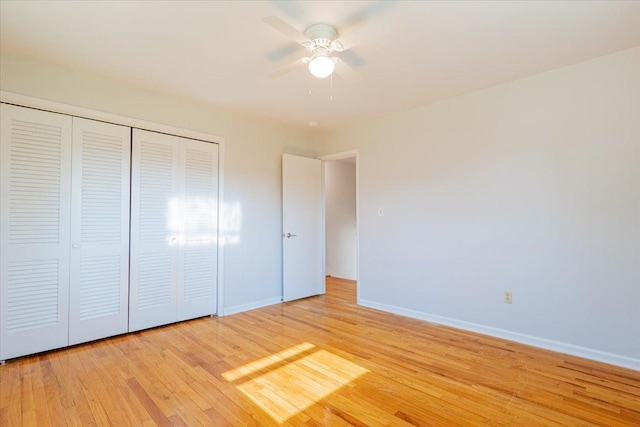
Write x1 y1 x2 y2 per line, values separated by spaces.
262 16 361 80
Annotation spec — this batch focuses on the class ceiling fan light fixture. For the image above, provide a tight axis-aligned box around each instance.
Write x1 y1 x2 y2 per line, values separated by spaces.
308 52 335 78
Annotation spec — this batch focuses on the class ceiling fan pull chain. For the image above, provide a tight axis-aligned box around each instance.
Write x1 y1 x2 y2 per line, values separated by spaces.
330 73 334 101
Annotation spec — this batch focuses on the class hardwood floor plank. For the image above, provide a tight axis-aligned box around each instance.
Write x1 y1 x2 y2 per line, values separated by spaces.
30 358 53 426
127 377 172 427
1 277 639 426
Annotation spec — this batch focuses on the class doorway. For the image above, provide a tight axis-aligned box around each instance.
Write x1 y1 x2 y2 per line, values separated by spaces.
320 150 359 301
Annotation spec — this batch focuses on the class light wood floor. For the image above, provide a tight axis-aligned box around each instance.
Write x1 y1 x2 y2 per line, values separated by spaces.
1 277 639 426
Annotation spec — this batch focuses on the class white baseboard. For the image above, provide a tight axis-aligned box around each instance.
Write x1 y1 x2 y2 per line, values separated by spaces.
358 299 640 371
223 297 282 316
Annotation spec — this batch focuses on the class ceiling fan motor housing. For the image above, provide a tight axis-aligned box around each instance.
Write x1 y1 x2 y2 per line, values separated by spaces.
304 23 338 51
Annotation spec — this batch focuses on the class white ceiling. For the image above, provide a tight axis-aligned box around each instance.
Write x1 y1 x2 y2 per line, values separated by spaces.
1 1 639 131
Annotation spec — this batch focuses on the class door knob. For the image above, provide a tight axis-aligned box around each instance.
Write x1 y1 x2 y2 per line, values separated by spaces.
285 233 297 238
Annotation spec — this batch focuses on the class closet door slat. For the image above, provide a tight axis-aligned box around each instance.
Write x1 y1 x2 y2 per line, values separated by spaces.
68 117 131 345
177 138 218 321
1 104 72 360
129 129 180 332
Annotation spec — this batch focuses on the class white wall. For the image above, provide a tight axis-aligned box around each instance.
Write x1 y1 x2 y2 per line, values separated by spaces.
325 160 357 280
321 47 640 368
0 53 321 314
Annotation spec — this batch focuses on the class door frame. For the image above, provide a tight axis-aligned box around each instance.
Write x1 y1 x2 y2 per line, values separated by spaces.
0 91 227 317
318 149 360 302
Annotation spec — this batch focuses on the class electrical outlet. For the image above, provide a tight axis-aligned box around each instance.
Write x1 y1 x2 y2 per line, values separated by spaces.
504 291 513 304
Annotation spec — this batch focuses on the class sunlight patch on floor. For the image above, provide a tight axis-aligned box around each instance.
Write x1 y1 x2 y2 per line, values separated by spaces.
224 345 368 423
222 342 315 382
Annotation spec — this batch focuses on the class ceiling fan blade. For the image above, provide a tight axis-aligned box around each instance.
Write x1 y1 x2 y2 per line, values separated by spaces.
334 1 396 51
262 16 310 46
339 1 395 30
333 58 362 81
333 30 364 52
268 57 308 78
339 49 366 67
266 43 302 61
269 0 307 21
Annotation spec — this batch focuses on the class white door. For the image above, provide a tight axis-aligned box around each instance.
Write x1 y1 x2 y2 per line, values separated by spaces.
177 138 218 321
130 131 218 331
0 104 72 360
68 118 131 345
282 154 323 301
129 129 180 332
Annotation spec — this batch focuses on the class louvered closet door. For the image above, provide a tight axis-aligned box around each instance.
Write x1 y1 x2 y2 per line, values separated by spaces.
0 104 72 360
68 118 131 345
130 129 180 332
177 138 218 321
